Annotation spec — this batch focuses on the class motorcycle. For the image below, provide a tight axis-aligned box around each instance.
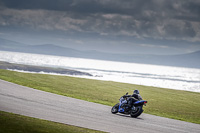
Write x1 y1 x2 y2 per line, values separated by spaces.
111 92 147 118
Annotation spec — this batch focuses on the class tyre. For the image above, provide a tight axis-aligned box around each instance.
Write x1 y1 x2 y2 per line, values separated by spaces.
130 106 143 118
111 103 119 114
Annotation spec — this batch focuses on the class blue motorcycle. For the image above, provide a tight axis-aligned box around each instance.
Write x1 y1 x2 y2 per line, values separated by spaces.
111 93 147 118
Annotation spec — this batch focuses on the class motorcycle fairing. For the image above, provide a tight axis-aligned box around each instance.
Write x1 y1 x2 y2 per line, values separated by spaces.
118 104 125 112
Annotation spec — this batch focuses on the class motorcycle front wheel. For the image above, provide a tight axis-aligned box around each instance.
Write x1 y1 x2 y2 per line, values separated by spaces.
111 103 119 114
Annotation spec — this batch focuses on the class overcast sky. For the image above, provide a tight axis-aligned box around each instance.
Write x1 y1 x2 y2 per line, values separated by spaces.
0 0 200 55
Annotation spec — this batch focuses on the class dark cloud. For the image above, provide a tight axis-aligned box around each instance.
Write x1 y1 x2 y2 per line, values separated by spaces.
0 0 73 11
0 0 200 54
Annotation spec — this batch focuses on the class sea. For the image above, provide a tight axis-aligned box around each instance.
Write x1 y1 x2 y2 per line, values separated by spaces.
0 51 200 93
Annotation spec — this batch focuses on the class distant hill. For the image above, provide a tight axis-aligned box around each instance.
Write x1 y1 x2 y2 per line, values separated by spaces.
0 38 25 50
0 38 200 68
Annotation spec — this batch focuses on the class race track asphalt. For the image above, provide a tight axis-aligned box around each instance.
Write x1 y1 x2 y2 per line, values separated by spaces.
0 79 199 133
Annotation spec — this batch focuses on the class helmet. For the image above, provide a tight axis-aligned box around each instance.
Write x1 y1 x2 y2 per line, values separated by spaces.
133 90 139 94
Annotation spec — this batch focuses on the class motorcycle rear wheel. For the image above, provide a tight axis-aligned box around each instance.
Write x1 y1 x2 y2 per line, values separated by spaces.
130 106 143 118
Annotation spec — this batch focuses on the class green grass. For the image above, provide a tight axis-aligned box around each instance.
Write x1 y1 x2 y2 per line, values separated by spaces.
0 69 200 124
0 111 105 133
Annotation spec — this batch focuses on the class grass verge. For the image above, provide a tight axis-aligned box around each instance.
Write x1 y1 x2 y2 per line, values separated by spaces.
0 69 199 124
0 111 104 133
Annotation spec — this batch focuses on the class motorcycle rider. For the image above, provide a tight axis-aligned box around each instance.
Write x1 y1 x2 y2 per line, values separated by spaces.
123 90 142 110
